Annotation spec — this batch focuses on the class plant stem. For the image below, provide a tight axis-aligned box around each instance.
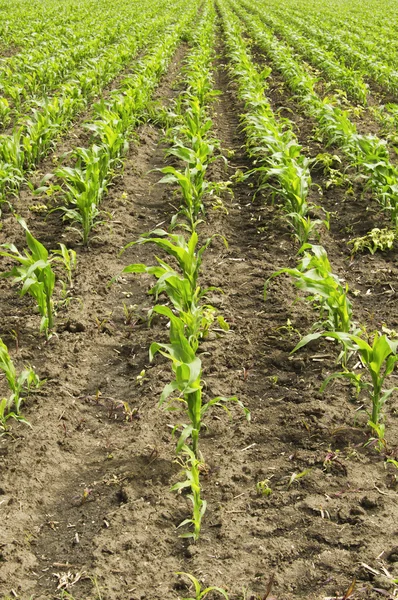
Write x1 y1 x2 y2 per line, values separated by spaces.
187 387 202 457
46 296 54 332
371 391 381 425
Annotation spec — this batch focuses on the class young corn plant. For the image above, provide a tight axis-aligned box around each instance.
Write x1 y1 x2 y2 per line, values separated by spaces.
23 108 61 167
265 244 355 338
0 129 25 174
84 104 129 163
0 163 24 213
150 306 247 456
175 572 274 599
55 145 111 245
0 338 40 432
316 332 398 440
0 98 11 129
173 98 216 144
0 217 56 337
176 572 229 599
172 445 207 540
120 228 221 316
159 140 215 231
52 244 77 285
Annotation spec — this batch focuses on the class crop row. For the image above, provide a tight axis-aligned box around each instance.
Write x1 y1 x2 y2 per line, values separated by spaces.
275 0 398 66
116 0 251 540
219 0 398 445
0 0 186 208
0 1 397 596
0 0 156 129
259 0 398 95
229 0 398 231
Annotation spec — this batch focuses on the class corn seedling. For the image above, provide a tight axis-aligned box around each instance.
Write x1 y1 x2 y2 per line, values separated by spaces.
172 445 207 540
287 468 312 488
136 369 146 385
85 105 130 163
55 145 111 245
150 306 248 456
52 243 77 285
0 338 40 432
317 331 398 438
0 129 25 173
159 158 209 231
0 98 11 128
386 458 398 470
265 244 355 337
0 217 56 337
120 228 223 322
122 302 142 326
176 572 229 599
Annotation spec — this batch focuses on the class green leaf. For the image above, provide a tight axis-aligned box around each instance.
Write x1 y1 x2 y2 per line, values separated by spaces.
122 263 149 274
176 424 194 454
292 332 323 353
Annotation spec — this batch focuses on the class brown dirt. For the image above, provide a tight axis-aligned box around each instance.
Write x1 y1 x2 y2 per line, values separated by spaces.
0 45 21 58
0 35 397 600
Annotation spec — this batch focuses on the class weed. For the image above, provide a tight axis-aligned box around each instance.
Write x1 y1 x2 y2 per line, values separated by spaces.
348 227 395 255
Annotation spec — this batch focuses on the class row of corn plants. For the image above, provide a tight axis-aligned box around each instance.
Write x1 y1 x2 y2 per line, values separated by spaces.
219 0 398 445
0 0 196 437
273 0 398 70
242 7 369 106
46 1 197 246
0 215 76 430
217 0 326 245
115 4 249 539
0 1 148 130
0 1 176 209
263 2 398 95
118 227 249 539
230 0 398 231
158 0 223 230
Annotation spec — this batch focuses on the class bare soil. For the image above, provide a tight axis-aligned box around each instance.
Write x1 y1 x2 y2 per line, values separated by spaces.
0 36 397 600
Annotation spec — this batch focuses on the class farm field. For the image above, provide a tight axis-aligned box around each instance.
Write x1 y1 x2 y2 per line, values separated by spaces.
1 0 398 598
